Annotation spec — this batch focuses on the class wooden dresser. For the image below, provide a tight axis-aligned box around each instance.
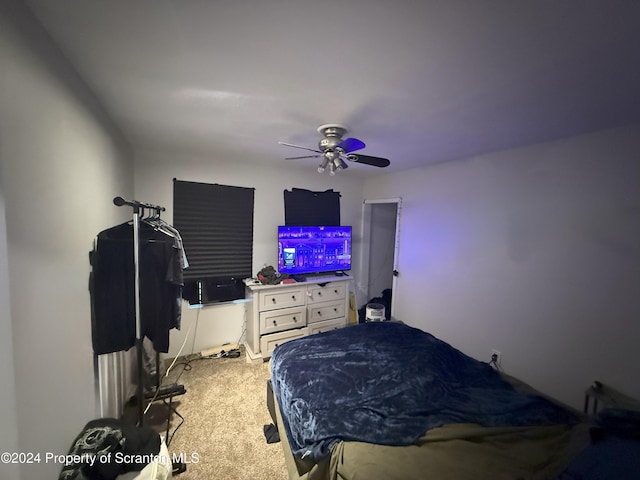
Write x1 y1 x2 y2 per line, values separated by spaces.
244 275 351 360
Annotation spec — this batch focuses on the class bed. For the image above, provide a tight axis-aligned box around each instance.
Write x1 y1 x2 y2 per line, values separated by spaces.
269 321 596 480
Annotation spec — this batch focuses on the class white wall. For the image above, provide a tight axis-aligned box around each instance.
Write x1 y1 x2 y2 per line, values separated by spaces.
0 189 20 480
364 124 640 410
0 2 133 478
134 149 365 358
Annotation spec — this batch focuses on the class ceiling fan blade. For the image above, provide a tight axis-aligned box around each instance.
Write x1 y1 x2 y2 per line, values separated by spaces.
346 153 391 168
285 154 322 160
278 141 322 154
338 137 366 153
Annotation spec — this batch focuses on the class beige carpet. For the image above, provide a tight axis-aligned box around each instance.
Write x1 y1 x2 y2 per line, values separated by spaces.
151 350 289 480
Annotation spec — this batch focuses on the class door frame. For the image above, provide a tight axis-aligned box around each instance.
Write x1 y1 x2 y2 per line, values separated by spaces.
359 197 402 320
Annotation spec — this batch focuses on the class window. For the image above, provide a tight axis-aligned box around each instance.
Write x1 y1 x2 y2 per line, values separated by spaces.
173 179 254 304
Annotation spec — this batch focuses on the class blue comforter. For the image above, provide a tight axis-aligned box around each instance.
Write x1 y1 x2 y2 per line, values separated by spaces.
270 322 578 463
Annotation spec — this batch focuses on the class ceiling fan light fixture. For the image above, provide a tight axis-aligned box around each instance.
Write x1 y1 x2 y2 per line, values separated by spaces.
280 123 390 174
317 157 330 173
325 150 339 161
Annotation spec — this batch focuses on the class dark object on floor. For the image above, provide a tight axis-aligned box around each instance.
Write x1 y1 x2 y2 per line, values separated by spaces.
172 461 187 475
358 288 392 323
218 348 241 358
263 423 281 444
557 409 640 480
59 418 160 480
594 408 640 440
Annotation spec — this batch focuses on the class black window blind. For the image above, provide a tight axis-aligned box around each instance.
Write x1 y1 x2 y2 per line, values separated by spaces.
284 188 341 226
173 179 254 284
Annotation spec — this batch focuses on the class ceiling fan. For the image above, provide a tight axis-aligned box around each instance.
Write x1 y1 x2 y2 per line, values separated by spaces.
279 124 390 175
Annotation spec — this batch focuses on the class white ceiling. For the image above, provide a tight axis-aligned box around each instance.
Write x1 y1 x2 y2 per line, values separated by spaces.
24 0 640 175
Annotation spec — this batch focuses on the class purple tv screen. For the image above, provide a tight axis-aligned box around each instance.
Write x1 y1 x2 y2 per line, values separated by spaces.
278 225 352 275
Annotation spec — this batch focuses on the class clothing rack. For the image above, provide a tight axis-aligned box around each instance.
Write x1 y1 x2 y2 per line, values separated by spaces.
113 196 165 426
98 196 187 476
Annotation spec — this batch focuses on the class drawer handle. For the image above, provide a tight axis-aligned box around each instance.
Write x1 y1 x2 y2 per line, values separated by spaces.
292 295 296 300
334 289 338 294
334 308 338 312
272 298 276 303
318 292 322 296
293 316 297 322
273 320 277 326
318 311 322 316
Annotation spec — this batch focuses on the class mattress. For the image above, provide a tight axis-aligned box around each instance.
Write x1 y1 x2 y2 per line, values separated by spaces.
270 322 591 480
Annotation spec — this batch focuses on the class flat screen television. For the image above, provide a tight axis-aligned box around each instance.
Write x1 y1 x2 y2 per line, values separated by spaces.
278 225 352 276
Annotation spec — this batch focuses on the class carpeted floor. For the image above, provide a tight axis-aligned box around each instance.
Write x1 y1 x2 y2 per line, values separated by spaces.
148 350 289 479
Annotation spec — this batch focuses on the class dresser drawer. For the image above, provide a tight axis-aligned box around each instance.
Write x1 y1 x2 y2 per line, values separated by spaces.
307 282 347 304
308 318 346 335
307 300 345 324
259 288 306 311
260 328 309 358
260 306 305 335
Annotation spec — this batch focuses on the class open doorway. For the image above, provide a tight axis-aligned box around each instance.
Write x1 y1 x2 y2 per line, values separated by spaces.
360 198 401 320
